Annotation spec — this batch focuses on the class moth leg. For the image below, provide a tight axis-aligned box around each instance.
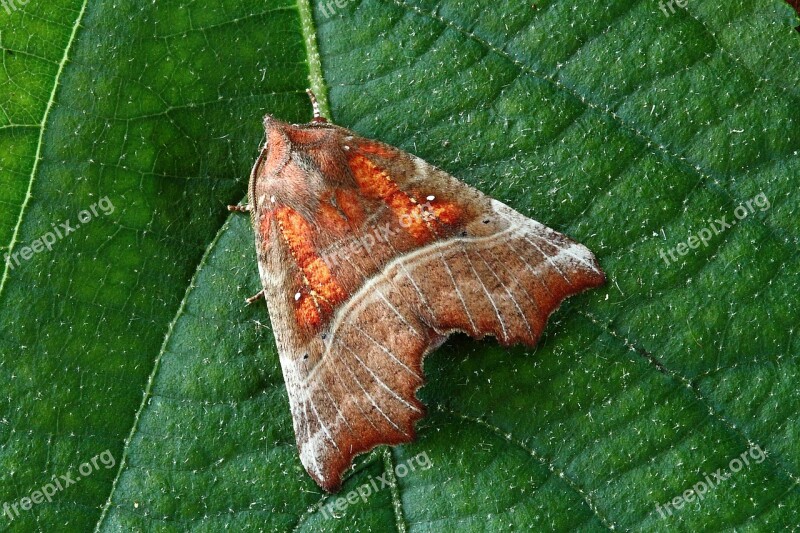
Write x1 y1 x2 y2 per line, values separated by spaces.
245 289 266 305
227 204 251 213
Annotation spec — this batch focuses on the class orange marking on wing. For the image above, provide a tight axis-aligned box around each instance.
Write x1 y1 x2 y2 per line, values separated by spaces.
295 291 337 329
335 189 365 225
319 196 350 234
404 187 463 232
347 154 432 242
275 207 347 328
430 201 461 226
295 293 322 329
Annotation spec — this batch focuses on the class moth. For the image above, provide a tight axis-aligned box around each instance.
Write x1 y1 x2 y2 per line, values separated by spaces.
229 90 605 492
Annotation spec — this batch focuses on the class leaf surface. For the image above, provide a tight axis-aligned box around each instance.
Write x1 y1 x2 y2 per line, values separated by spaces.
0 0 798 531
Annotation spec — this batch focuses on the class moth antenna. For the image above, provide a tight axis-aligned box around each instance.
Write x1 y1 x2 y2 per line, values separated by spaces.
306 88 328 123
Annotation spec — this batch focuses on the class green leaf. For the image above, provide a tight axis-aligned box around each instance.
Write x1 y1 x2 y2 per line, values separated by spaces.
1 0 798 531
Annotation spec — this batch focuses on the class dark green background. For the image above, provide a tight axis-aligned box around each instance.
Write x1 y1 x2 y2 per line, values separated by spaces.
0 0 799 531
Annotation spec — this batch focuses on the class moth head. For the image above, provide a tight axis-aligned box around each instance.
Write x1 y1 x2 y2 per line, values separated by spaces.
260 115 303 157
262 113 280 132
250 115 334 212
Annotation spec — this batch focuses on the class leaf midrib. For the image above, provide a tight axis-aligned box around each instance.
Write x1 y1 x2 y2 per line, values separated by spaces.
0 0 90 302
93 215 237 531
93 0 332 529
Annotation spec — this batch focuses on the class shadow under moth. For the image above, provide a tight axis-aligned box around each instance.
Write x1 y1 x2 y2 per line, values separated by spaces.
229 90 605 492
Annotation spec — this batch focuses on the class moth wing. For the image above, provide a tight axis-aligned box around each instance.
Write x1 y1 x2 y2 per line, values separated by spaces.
253 124 604 491
355 143 606 347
